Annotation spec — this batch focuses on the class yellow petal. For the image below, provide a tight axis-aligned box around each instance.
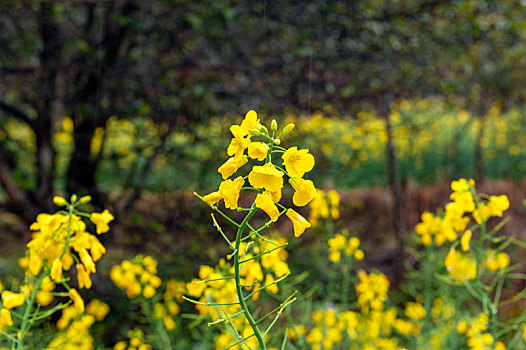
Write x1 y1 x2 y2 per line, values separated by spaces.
286 209 311 237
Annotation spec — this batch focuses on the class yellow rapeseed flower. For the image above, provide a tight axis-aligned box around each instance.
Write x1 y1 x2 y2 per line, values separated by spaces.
289 177 317 207
0 308 13 329
77 264 92 289
248 163 284 192
445 249 476 283
53 196 68 206
404 302 426 320
461 230 472 252
68 288 85 313
90 209 114 234
255 191 279 222
218 177 244 210
286 209 311 237
227 125 251 161
248 142 269 161
86 299 110 321
50 259 63 282
282 147 315 177
218 156 248 179
1 291 25 310
240 110 262 135
202 191 222 205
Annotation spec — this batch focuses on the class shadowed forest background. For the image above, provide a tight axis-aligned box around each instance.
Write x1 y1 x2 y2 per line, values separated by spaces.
1 0 526 348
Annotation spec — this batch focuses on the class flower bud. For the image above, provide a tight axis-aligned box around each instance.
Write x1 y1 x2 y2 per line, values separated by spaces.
249 128 262 136
281 123 295 137
70 194 78 203
79 195 92 204
273 138 281 145
53 196 68 207
260 125 269 136
271 119 278 131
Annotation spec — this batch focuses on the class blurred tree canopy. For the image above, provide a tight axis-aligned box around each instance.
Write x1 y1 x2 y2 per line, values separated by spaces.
0 0 525 223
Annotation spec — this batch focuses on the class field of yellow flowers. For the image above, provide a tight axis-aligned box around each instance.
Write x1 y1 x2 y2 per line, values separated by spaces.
1 109 526 349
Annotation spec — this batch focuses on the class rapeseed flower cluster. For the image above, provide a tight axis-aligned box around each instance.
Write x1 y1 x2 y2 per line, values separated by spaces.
193 111 316 349
201 110 315 237
457 313 506 350
186 234 290 349
114 328 152 350
0 194 114 347
48 299 110 350
327 230 364 263
415 179 511 283
304 271 410 350
309 189 340 227
356 270 390 313
110 255 162 299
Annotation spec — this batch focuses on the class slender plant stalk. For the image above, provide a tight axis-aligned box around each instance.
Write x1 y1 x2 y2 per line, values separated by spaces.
234 204 267 350
142 300 172 350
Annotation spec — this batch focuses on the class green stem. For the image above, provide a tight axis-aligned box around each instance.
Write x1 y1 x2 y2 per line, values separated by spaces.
341 253 351 311
423 242 434 334
17 272 46 349
234 204 267 350
476 221 487 279
142 300 172 350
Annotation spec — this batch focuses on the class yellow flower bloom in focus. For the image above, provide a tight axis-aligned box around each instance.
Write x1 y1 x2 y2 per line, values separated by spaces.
227 125 251 161
90 209 114 234
282 147 315 177
248 142 269 161
286 209 311 237
461 230 472 252
289 177 316 207
248 163 284 192
68 288 85 313
255 191 279 222
218 177 244 210
1 291 25 309
240 110 262 135
218 156 248 180
202 191 222 205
